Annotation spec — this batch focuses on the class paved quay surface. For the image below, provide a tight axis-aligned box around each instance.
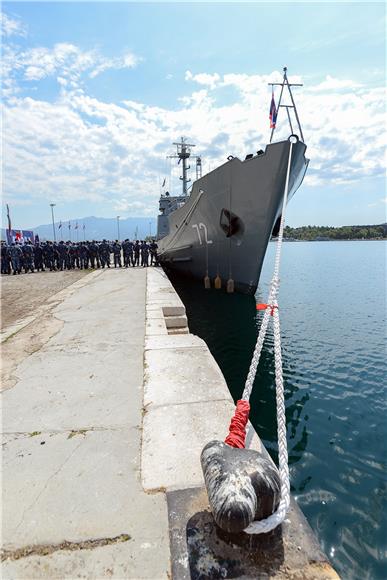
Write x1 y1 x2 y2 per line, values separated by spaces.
2 268 170 579
1 269 89 330
2 267 339 579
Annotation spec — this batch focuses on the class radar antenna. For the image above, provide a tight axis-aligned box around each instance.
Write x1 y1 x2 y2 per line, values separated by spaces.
167 137 201 196
268 67 304 143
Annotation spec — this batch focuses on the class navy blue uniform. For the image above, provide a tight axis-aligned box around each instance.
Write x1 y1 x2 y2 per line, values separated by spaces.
112 242 122 267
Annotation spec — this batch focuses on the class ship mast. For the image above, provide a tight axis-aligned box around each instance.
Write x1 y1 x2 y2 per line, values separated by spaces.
268 67 304 143
168 137 201 196
196 156 202 181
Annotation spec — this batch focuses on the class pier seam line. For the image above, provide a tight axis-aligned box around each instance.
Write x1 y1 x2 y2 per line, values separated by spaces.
143 397 233 412
2 425 137 437
1 534 132 562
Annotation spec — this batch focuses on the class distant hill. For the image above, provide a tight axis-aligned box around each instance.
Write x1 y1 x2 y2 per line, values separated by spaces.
3 219 386 243
283 224 387 241
2 216 158 242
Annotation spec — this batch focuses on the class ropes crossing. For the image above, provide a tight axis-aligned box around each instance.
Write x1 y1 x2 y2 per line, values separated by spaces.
234 139 294 534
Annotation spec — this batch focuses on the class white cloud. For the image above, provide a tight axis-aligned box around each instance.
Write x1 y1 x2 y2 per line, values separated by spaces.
89 52 141 79
2 44 386 218
185 70 221 90
2 39 141 95
113 200 154 215
368 197 387 209
1 12 26 37
309 75 362 92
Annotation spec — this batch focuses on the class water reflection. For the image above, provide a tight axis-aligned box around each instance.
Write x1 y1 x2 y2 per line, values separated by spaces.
167 270 310 468
166 241 387 579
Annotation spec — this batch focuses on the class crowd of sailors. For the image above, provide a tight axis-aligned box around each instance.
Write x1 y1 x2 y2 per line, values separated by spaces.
1 239 159 275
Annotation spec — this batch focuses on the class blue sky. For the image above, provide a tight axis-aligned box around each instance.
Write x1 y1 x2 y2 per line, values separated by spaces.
2 1 386 229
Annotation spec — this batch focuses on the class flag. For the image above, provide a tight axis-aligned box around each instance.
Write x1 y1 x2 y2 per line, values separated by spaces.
75 222 78 230
6 204 11 232
82 223 85 230
162 178 166 188
58 220 62 229
269 91 277 129
68 221 71 230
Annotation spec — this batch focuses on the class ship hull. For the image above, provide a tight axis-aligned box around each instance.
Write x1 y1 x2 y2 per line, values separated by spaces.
158 138 308 295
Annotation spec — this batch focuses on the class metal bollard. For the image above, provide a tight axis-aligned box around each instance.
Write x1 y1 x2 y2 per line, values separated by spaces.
201 440 280 534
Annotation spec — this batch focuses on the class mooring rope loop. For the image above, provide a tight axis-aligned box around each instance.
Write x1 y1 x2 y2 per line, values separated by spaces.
241 141 294 534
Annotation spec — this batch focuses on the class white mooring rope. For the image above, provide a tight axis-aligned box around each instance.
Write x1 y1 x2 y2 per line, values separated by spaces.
242 140 294 534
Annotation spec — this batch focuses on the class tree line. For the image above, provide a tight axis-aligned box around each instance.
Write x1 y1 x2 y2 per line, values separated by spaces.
282 224 386 241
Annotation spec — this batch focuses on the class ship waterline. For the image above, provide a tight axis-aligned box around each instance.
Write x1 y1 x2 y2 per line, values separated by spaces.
158 138 309 294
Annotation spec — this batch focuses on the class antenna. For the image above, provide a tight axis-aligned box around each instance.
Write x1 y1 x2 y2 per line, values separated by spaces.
167 137 201 196
268 67 304 143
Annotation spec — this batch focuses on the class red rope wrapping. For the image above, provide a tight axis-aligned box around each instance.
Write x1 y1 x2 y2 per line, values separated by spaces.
256 303 278 316
224 399 251 448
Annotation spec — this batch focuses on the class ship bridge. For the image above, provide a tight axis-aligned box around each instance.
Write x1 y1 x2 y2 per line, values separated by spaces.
158 193 188 239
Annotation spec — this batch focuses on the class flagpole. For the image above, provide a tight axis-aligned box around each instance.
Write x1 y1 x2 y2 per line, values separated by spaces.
83 224 86 241
6 204 12 244
268 66 304 143
269 78 285 144
50 203 56 242
68 221 71 242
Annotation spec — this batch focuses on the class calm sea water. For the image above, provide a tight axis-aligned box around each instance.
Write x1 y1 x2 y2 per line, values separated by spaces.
168 241 386 580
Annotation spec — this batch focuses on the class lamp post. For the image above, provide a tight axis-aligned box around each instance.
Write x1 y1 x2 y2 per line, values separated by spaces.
50 203 56 242
117 216 120 241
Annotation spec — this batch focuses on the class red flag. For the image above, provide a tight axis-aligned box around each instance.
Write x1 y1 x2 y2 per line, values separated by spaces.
269 91 277 129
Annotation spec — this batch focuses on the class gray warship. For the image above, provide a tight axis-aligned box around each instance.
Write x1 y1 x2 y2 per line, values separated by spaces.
157 68 309 295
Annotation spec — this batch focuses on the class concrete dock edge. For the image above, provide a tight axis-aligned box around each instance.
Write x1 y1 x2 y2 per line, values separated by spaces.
143 268 339 579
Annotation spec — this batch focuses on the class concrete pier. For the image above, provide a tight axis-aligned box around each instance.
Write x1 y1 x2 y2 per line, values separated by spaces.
1 267 339 579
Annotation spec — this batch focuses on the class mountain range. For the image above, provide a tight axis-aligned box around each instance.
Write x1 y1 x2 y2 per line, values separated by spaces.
2 216 158 242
